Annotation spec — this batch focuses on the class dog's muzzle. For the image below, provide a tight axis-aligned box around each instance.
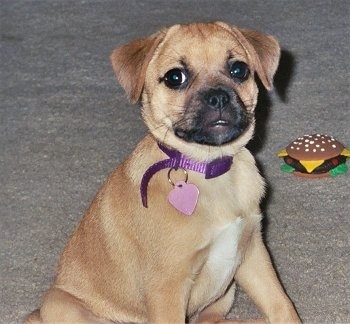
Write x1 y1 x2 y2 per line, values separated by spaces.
174 87 251 146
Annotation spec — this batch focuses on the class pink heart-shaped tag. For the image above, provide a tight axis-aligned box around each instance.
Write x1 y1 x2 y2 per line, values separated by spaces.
168 180 199 216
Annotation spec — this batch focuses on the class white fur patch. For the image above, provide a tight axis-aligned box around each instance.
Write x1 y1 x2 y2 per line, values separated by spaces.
206 218 243 295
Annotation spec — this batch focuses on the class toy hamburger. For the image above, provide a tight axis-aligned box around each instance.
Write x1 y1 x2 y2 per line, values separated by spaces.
277 134 350 178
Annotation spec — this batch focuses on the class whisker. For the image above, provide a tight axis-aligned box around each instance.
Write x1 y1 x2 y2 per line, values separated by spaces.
186 69 201 92
162 127 171 144
155 49 186 66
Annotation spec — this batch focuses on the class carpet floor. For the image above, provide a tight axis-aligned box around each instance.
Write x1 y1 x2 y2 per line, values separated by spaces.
1 1 349 323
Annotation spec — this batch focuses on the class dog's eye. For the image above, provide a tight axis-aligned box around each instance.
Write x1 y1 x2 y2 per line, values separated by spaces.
163 68 188 89
229 61 249 82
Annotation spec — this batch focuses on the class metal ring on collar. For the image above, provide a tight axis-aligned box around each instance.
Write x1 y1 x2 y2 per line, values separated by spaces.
167 168 188 187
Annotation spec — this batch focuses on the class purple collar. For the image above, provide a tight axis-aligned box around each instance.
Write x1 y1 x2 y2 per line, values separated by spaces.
140 143 233 207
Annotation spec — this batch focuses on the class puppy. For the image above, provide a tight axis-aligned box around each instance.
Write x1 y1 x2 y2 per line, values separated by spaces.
26 22 301 323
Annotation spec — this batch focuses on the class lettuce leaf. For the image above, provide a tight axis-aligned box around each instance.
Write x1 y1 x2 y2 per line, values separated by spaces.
280 163 295 173
329 163 348 177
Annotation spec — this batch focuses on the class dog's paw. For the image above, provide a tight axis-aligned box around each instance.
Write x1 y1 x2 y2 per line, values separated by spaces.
219 320 265 324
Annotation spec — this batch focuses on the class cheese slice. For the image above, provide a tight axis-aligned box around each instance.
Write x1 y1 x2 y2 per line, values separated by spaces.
341 148 350 157
299 159 324 173
277 149 288 157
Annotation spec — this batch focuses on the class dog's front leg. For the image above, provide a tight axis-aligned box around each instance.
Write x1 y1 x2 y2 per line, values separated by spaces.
234 229 301 323
145 274 189 323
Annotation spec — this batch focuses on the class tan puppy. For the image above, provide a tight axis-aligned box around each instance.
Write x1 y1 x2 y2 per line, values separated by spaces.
26 22 301 323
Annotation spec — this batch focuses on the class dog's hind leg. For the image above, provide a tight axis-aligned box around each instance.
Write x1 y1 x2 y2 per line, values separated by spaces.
38 287 113 324
196 283 237 323
24 309 41 324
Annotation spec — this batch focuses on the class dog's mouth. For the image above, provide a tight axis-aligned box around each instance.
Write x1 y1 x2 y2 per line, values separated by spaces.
210 119 230 127
172 87 252 146
174 111 251 146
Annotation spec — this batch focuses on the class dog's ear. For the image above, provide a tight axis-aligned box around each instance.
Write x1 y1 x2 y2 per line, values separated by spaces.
239 28 280 90
216 22 280 90
110 30 166 103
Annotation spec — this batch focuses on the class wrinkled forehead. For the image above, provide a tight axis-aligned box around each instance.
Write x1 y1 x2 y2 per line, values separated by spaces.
154 24 249 69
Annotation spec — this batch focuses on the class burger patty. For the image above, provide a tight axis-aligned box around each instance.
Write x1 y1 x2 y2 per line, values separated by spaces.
284 155 347 174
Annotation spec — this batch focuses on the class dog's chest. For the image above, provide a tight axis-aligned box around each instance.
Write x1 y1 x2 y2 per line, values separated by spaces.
190 218 243 311
206 218 243 285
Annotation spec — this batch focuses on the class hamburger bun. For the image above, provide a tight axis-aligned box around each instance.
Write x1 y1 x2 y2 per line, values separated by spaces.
278 133 349 178
285 134 344 160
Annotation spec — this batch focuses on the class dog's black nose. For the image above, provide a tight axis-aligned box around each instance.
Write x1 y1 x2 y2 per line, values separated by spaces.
204 89 230 110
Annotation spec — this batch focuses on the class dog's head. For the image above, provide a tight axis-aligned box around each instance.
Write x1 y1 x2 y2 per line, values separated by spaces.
111 22 280 160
